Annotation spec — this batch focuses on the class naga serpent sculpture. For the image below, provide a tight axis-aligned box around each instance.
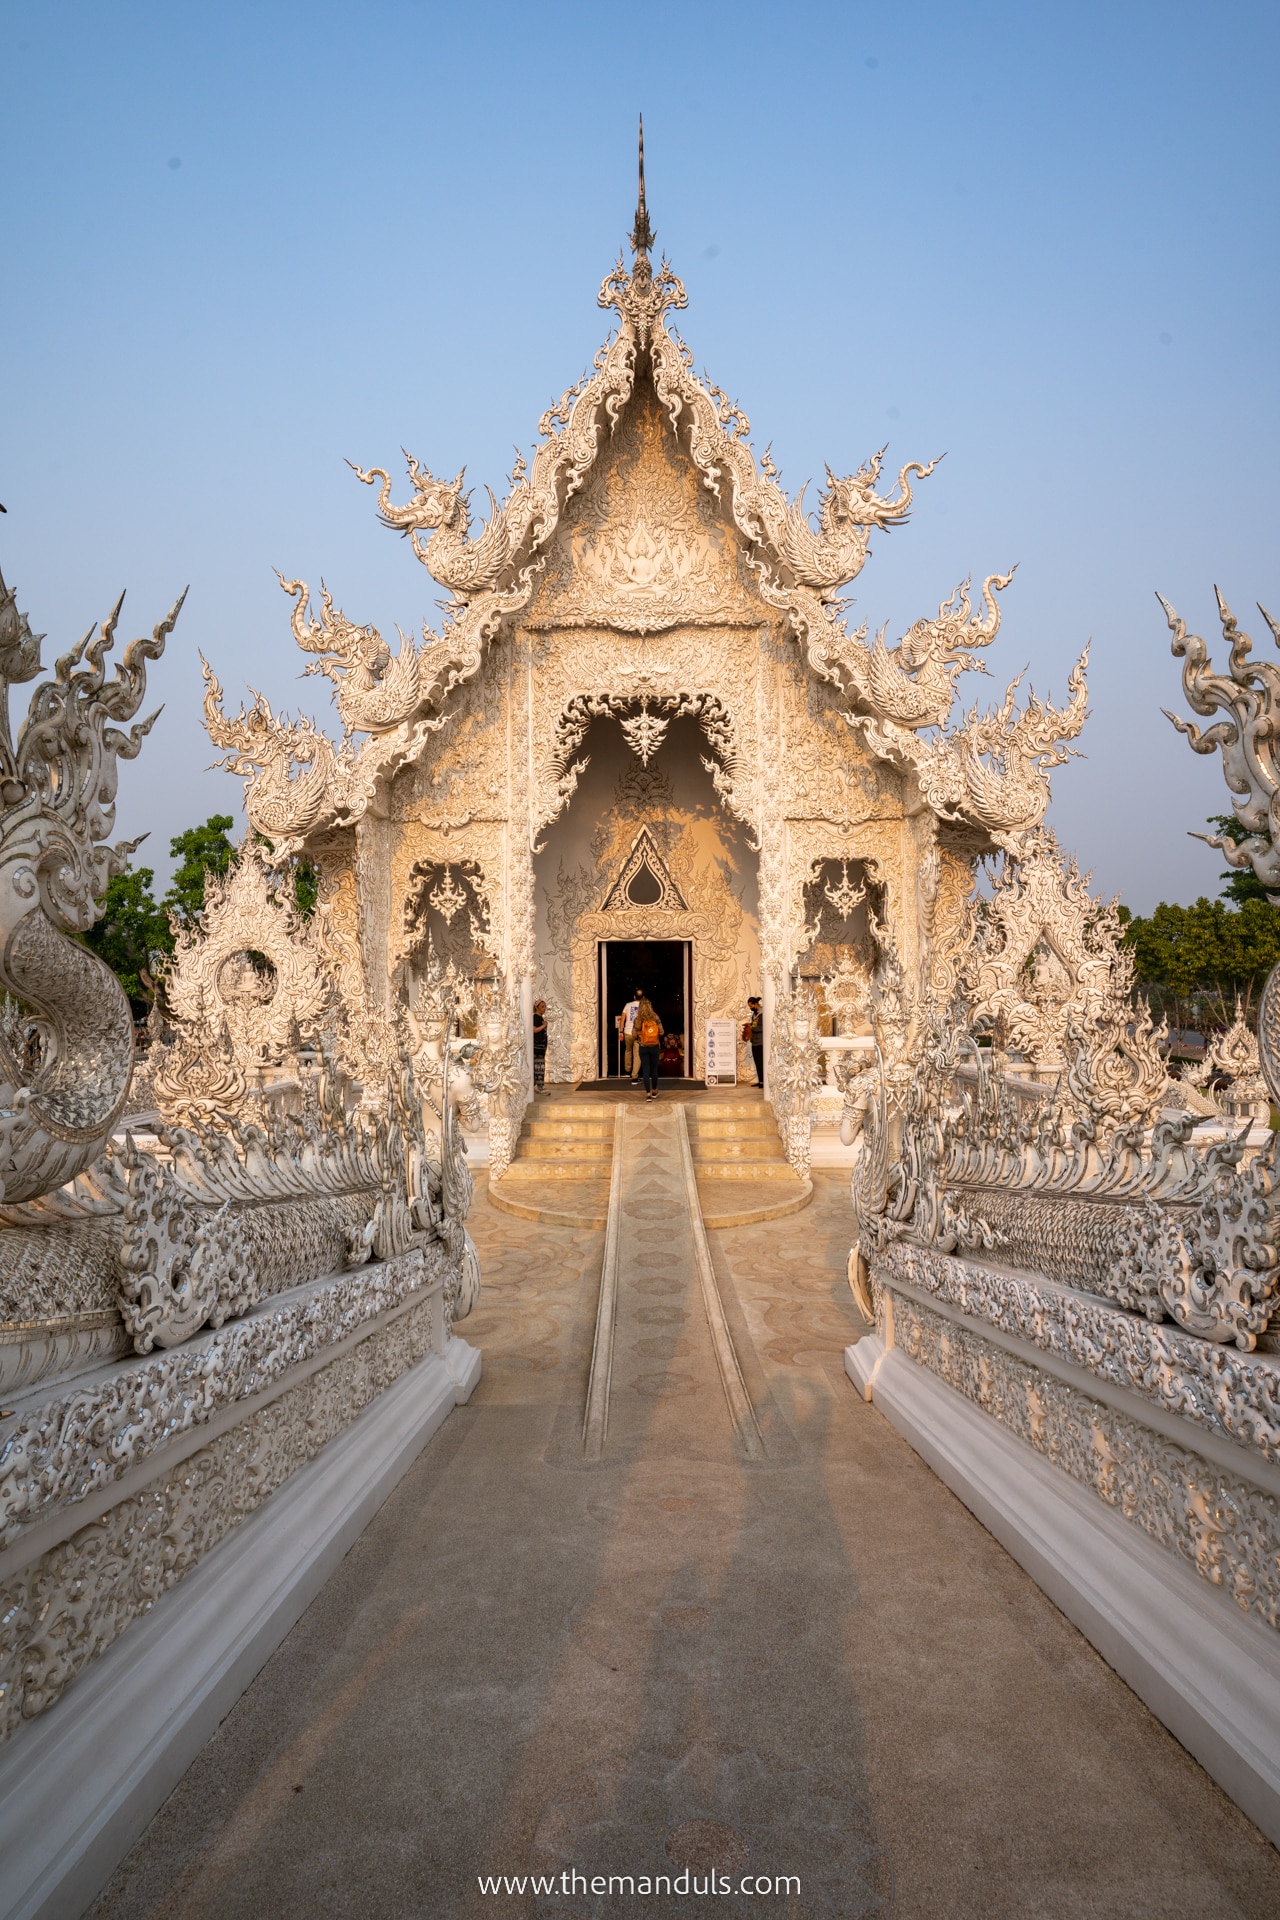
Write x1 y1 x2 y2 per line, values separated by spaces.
0 558 181 1202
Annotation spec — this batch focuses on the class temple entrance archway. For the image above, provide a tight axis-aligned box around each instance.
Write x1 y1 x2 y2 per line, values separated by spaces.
598 938 691 1079
533 713 758 1085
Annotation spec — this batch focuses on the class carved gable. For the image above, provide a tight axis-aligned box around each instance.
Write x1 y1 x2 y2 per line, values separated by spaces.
527 387 762 633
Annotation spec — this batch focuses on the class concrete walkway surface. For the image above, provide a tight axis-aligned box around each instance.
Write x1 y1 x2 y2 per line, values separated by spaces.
88 1153 1280 1919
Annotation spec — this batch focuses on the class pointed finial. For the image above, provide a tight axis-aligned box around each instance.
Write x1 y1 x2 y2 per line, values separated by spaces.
630 114 654 258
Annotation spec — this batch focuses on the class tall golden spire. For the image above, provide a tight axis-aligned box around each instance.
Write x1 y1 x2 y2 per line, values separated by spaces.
629 114 654 259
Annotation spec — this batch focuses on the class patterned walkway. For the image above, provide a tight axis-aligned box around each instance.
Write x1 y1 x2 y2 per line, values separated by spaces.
89 1167 1280 1919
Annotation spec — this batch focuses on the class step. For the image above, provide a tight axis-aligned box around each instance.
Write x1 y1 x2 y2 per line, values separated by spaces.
531 1100 617 1120
690 1137 786 1162
497 1159 613 1183
487 1176 610 1229
697 1176 813 1229
694 1160 806 1182
687 1118 780 1140
521 1119 615 1141
688 1101 773 1120
515 1139 614 1162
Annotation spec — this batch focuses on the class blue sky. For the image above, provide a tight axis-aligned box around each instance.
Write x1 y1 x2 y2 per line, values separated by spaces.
2 0 1277 910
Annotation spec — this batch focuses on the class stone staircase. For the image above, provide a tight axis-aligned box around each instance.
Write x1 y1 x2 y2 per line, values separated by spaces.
486 1089 811 1229
685 1097 812 1227
487 1098 616 1227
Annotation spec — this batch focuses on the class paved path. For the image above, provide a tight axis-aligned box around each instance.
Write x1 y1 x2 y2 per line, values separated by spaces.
580 1103 760 1466
91 1165 1280 1919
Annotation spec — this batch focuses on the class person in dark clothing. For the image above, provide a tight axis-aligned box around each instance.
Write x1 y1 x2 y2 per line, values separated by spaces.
634 995 664 1098
747 995 763 1088
532 998 548 1089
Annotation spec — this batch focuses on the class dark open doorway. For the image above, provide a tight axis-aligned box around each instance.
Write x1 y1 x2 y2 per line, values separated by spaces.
598 940 691 1078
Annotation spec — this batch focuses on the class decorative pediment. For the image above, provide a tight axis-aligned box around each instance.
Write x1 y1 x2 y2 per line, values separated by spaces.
159 840 333 1071
203 131 1087 868
601 827 687 912
524 387 762 633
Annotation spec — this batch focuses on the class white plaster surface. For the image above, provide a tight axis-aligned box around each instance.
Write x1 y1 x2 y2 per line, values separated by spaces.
808 1130 859 1170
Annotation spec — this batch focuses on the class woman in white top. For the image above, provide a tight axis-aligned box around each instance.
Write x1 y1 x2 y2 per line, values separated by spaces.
619 991 641 1081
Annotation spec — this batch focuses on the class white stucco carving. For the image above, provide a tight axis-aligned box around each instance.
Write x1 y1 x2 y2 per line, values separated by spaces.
0 564 181 1202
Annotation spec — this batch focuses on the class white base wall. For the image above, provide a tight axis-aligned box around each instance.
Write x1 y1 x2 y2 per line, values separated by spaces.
845 1334 1280 1849
0 1337 481 1920
808 1130 858 1170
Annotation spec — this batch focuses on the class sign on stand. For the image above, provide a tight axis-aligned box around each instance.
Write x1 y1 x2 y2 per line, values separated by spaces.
704 1017 738 1086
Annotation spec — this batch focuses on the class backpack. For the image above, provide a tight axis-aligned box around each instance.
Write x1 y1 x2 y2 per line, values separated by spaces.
639 1016 661 1046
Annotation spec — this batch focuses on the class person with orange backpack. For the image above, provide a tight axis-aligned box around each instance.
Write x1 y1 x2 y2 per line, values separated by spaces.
634 995 664 1098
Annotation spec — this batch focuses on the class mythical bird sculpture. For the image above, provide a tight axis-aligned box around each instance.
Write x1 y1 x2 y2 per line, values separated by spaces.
279 576 423 736
839 570 1013 730
349 455 526 599
0 559 181 1202
202 657 356 844
854 648 1090 850
774 453 942 593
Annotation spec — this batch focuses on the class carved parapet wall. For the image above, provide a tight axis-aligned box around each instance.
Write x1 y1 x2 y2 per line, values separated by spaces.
0 1222 482 1920
848 1242 1280 1841
846 787 1280 1345
0 550 482 1920
0 1083 467 1376
0 1240 482 1744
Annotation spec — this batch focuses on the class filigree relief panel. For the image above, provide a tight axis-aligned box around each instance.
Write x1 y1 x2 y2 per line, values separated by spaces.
777 654 893 827
925 842 979 1004
523 623 768 845
0 1283 444 1742
881 1278 1280 1634
399 647 511 824
785 820 909 982
526 387 762 634
388 821 507 980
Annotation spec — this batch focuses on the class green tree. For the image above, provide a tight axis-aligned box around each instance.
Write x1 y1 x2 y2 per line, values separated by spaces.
76 814 241 1015
80 865 172 1013
1121 815 1280 1031
294 857 319 916
162 814 237 927
1122 894 1280 1031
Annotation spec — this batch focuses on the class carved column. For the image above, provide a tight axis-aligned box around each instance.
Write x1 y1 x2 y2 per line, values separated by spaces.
754 655 788 1103
355 811 395 1013
760 972 775 1098
510 641 538 1105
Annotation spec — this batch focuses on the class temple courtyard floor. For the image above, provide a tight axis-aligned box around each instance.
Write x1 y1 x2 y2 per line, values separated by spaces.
90 1131 1280 1919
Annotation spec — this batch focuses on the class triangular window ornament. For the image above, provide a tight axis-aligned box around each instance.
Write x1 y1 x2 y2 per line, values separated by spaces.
602 826 686 911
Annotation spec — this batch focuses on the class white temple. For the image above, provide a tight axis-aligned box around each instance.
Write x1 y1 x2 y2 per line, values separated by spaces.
203 133 1085 1176
1 141 1279 1920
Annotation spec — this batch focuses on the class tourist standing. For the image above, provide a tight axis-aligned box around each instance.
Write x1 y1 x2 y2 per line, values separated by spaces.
619 988 641 1081
747 995 764 1087
635 995 664 1099
532 999 548 1089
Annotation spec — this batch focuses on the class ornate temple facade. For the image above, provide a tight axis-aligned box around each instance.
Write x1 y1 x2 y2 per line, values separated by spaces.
5 154 1280 1920
204 158 1087 1129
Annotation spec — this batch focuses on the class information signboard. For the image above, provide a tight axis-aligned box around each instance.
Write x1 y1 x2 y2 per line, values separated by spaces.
704 1017 738 1086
